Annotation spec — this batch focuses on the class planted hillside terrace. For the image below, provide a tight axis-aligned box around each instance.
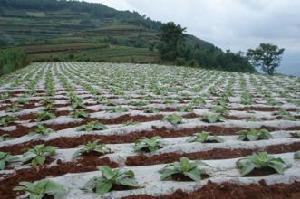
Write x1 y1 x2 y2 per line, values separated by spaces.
0 62 300 199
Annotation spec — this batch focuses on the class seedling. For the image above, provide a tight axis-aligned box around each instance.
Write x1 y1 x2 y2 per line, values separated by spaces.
295 151 300 159
82 166 139 194
236 152 289 176
30 125 54 136
241 93 253 105
159 157 209 181
71 109 88 119
36 111 55 122
134 137 163 153
163 114 183 126
0 115 16 127
187 131 223 143
78 121 107 131
23 145 56 166
6 103 20 113
201 113 224 123
108 106 128 113
0 151 19 170
14 179 66 199
143 107 159 113
73 140 111 158
0 134 10 141
238 129 271 141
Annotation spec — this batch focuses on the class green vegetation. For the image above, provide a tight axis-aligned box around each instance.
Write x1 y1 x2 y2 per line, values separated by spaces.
29 125 55 136
0 152 18 170
159 157 209 181
236 152 289 176
73 140 111 158
134 137 163 153
77 121 107 131
201 113 224 123
82 166 139 194
1 0 257 72
238 129 272 141
163 114 183 126
0 48 28 75
23 145 56 166
247 43 285 75
14 179 66 199
187 131 223 143
295 151 300 159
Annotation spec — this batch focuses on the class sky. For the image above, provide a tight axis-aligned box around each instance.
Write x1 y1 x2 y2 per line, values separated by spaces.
85 0 300 76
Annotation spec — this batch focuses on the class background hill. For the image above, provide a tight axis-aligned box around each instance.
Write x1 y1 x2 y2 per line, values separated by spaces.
0 0 253 72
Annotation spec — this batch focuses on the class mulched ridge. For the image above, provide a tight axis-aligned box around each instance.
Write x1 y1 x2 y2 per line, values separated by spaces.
0 156 118 199
122 181 300 199
126 141 300 166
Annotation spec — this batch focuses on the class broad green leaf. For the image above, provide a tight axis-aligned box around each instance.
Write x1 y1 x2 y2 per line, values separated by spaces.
95 181 112 194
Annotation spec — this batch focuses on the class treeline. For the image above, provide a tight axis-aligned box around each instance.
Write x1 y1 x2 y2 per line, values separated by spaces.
0 48 29 75
156 22 255 72
0 0 161 30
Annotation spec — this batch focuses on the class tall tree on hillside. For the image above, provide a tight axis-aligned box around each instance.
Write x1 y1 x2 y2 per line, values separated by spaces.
158 22 186 61
247 43 285 75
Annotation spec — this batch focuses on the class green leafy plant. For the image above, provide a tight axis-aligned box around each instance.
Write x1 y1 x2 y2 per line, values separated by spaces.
295 151 300 159
163 114 183 126
78 121 107 131
0 115 16 127
71 109 88 119
134 137 163 153
82 166 139 194
73 140 111 158
241 92 253 105
0 151 18 170
6 103 20 113
23 145 56 166
14 179 66 199
36 111 55 122
0 134 10 141
159 157 209 181
108 106 128 113
201 113 224 123
238 129 271 141
30 125 54 136
236 152 289 176
187 131 223 143
143 107 159 113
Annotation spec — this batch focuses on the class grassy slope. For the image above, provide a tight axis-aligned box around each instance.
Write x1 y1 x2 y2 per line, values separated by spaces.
0 2 215 64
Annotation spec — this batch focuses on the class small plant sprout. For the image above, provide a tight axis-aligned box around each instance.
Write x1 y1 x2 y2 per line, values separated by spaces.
6 103 20 113
143 107 159 113
78 121 107 131
0 151 19 170
201 113 224 123
187 131 223 143
159 157 209 181
14 179 66 199
236 152 290 176
36 111 55 122
134 137 163 153
30 125 54 136
82 166 140 194
0 134 10 141
23 145 56 166
295 151 300 159
0 115 16 127
71 109 88 119
73 140 111 158
238 129 271 141
108 106 128 113
163 114 183 126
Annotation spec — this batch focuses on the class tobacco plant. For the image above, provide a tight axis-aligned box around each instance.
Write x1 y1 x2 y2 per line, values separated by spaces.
78 121 107 131
134 137 163 153
201 113 224 123
23 145 56 166
73 140 111 158
30 125 54 136
238 129 271 141
187 132 223 143
0 151 18 170
82 166 139 194
163 114 183 126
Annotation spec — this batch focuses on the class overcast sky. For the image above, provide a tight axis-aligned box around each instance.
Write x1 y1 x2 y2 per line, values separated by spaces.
86 0 300 76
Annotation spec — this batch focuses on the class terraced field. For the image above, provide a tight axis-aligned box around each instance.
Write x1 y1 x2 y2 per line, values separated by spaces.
0 62 300 199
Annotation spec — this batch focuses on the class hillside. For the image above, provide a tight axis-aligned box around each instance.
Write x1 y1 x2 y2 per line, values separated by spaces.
0 0 253 72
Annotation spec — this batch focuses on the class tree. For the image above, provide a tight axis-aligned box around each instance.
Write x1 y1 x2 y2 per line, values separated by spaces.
247 43 285 75
158 22 186 61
